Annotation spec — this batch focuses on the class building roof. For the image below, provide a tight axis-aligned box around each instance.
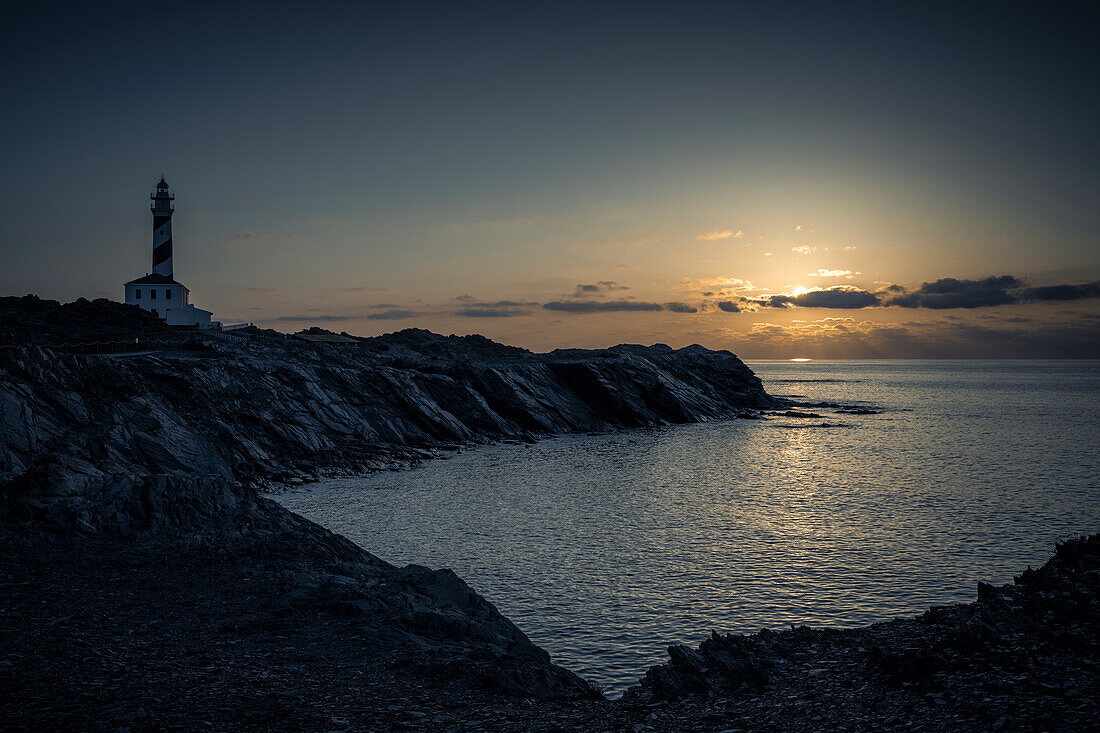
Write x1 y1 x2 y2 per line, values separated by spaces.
125 273 183 286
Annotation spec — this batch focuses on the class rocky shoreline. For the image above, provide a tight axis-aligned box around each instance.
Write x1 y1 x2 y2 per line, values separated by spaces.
1 297 780 522
3 524 1096 731
1 296 1097 731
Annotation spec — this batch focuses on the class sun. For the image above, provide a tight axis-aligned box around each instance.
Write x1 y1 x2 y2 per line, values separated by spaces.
790 357 812 362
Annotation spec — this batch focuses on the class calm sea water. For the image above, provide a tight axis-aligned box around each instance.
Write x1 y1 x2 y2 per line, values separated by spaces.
275 360 1100 696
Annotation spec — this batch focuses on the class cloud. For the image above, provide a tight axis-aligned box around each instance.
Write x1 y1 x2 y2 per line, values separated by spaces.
808 269 860 278
732 317 1099 359
1020 282 1100 302
696 229 744 241
880 276 1100 309
742 286 882 310
682 276 755 291
543 300 663 313
887 276 1022 309
709 275 1100 313
792 245 816 255
365 309 423 320
665 302 699 313
455 307 530 317
456 295 538 307
844 246 857 252
342 286 390 293
717 301 742 313
787 287 881 309
573 281 630 297
453 296 535 317
876 283 907 294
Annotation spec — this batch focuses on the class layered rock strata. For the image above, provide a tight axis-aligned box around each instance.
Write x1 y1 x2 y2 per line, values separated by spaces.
0 296 777 701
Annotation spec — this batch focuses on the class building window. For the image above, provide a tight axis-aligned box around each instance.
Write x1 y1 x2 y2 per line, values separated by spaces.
151 290 157 299
165 289 172 300
136 289 142 299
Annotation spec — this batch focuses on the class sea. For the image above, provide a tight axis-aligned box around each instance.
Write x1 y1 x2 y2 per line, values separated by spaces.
275 360 1100 696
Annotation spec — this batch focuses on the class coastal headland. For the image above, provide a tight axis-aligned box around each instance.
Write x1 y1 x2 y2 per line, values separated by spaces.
1 296 1096 731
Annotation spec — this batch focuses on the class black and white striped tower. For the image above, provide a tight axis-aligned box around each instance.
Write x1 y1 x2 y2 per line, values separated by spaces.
150 177 175 277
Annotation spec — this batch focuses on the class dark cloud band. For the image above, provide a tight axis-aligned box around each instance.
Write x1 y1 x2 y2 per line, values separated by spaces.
543 300 663 313
742 287 882 310
731 277 1100 312
455 307 530 317
365 309 423 320
278 275 1100 324
888 276 1100 309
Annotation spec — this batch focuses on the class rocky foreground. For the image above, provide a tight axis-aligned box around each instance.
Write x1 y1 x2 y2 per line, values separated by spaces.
2 531 1096 732
1 296 1097 731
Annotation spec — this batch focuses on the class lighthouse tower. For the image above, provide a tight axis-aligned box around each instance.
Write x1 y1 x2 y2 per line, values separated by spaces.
150 176 174 277
124 177 215 328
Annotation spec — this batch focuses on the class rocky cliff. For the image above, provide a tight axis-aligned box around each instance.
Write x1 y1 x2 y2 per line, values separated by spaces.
0 296 777 701
0 297 776 534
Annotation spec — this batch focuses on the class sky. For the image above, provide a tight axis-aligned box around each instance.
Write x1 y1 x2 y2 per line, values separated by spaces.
2 1 1098 357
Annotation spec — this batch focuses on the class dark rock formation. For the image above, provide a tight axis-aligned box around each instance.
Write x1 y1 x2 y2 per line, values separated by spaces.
0 300 776 534
623 533 1100 730
5 529 1095 731
0 296 777 702
0 294 171 345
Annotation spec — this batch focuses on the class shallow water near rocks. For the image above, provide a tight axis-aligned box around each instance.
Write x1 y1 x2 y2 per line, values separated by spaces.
276 360 1100 696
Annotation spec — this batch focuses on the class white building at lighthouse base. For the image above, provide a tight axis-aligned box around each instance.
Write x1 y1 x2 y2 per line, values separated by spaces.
124 273 214 329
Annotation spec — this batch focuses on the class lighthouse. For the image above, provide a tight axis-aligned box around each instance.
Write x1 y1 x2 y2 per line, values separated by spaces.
150 176 174 277
124 178 215 328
